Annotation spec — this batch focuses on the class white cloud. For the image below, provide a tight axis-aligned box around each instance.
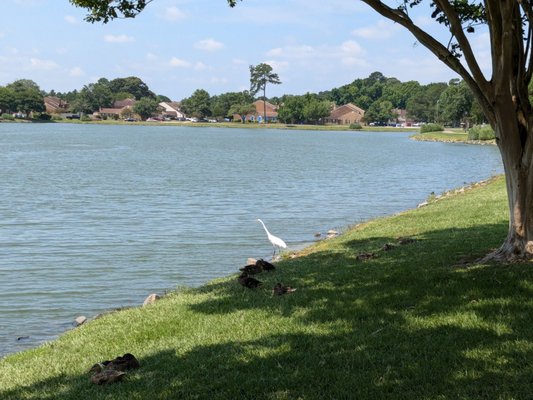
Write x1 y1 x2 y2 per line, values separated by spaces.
29 58 58 70
210 76 228 84
352 20 399 40
103 34 134 43
340 40 364 55
194 62 208 71
263 60 289 72
160 6 187 21
194 38 224 51
232 58 246 65
64 15 78 25
266 45 314 59
169 57 191 68
69 66 84 77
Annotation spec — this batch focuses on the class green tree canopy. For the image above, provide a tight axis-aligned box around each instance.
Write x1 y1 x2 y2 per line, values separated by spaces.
181 89 211 119
108 77 155 100
6 79 45 115
437 80 473 127
133 97 159 120
211 91 253 119
228 103 256 123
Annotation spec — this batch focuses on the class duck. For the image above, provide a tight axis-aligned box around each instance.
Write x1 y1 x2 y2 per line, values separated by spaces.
256 258 275 271
90 369 127 385
89 353 140 373
238 273 262 289
272 283 296 296
239 263 263 275
107 353 140 371
381 243 396 251
356 251 375 261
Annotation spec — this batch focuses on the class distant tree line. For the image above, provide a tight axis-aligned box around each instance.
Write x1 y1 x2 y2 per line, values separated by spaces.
2 71 525 126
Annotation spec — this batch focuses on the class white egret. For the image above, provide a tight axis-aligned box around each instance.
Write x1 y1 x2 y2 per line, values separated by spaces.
256 219 287 256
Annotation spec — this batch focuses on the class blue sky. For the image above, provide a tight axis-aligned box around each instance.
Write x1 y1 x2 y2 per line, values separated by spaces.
0 0 481 101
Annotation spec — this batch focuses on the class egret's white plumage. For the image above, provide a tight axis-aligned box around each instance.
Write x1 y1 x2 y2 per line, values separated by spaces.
256 219 287 256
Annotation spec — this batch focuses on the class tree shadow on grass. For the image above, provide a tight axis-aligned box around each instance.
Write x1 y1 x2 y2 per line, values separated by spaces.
2 223 533 399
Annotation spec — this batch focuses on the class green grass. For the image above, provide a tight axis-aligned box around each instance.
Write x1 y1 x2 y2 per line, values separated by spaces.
7 118 418 133
410 130 469 142
2 176 532 399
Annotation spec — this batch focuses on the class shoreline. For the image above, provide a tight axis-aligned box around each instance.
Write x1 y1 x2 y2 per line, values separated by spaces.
1 175 502 360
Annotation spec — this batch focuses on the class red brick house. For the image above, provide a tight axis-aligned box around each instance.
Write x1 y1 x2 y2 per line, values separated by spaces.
325 103 365 125
234 100 279 123
44 96 69 114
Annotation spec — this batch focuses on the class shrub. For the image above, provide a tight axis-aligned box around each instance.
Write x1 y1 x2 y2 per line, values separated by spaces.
80 115 91 121
52 114 63 121
420 123 444 133
1 113 14 120
468 125 495 141
349 123 362 130
37 113 52 121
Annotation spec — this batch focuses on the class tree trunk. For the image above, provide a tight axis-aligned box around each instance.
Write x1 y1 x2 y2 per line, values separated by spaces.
482 105 533 262
263 87 267 124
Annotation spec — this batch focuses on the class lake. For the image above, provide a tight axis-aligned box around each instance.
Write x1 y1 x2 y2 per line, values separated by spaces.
0 123 503 357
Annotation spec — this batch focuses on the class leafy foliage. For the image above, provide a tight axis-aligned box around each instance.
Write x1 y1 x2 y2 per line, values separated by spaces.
420 123 444 133
181 89 212 118
70 0 155 23
133 97 159 120
467 125 495 141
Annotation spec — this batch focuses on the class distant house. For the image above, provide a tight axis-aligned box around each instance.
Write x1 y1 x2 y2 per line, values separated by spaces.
159 102 185 119
392 108 414 126
44 96 69 114
234 100 279 123
113 98 136 109
97 98 136 119
325 103 365 125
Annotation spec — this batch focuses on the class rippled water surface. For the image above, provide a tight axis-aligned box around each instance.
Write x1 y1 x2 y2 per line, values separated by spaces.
0 123 503 357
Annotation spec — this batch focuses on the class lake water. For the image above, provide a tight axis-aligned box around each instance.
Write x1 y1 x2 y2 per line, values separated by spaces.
0 123 503 357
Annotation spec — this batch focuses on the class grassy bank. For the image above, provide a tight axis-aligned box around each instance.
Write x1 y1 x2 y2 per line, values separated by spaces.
1 118 418 133
2 176 532 399
410 130 469 142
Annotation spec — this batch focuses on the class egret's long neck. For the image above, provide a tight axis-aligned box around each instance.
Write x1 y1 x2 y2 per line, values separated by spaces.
258 220 270 236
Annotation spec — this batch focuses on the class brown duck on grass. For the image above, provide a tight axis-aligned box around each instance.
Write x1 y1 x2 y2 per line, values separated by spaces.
90 369 127 385
239 263 263 275
272 283 296 296
256 258 276 271
89 353 140 373
238 273 263 289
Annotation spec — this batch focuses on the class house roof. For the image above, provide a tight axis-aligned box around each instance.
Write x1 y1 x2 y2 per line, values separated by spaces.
329 103 365 119
99 108 124 114
253 100 278 117
44 96 68 109
113 98 136 108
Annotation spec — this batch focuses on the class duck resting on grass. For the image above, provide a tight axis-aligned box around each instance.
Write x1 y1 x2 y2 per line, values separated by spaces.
256 258 276 271
90 369 127 385
238 273 262 289
240 263 263 275
272 283 296 296
89 353 140 373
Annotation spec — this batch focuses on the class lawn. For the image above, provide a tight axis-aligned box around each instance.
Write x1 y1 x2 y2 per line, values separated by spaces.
1 176 532 399
410 130 469 142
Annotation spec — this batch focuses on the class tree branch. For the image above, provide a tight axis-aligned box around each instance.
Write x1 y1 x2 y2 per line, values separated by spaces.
361 0 494 118
433 0 489 91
